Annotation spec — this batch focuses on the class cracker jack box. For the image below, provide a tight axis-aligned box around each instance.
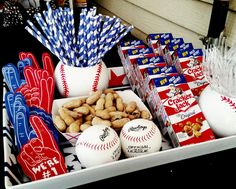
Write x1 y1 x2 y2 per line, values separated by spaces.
147 33 173 56
175 48 209 97
143 66 179 112
163 38 184 65
147 33 163 54
171 43 194 66
134 56 166 100
147 75 215 147
147 75 190 125
117 40 146 65
155 33 173 58
124 47 156 90
143 65 178 91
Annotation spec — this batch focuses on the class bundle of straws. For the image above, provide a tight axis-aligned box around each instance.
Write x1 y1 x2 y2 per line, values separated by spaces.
25 3 133 67
204 33 236 98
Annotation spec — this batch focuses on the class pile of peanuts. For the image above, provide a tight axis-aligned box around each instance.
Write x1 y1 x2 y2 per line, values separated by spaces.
53 89 151 133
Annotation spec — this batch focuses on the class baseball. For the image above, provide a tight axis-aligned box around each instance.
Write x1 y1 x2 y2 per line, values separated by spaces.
199 85 236 137
75 124 121 168
120 119 162 158
54 60 109 97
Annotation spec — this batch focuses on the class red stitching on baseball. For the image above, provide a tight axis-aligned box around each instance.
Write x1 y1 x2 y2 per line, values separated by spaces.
92 63 102 92
122 126 157 143
59 63 69 97
221 96 236 110
76 134 119 151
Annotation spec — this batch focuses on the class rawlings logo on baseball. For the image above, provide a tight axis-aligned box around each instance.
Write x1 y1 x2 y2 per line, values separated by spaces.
128 125 147 132
99 127 109 142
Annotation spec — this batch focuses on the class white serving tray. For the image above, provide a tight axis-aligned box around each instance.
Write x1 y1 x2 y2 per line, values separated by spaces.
3 83 236 189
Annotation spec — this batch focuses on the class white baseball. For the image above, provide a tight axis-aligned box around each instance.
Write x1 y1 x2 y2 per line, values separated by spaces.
120 119 162 158
75 125 121 168
54 61 109 97
199 85 236 137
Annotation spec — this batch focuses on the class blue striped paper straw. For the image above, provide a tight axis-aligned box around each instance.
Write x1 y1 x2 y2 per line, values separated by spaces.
96 25 134 64
25 26 70 65
97 16 116 51
90 15 100 65
92 14 103 64
77 9 87 67
66 8 77 51
102 18 121 46
97 17 120 62
34 13 62 55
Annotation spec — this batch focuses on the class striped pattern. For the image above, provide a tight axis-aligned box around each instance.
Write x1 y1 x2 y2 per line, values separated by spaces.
26 3 133 68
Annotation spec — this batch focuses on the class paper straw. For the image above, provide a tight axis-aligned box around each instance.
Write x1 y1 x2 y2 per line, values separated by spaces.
25 26 69 65
25 4 133 68
96 25 133 65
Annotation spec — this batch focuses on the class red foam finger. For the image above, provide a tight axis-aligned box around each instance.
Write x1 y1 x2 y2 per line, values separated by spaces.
19 52 27 60
29 115 59 151
26 52 40 69
46 77 55 113
42 52 54 76
42 70 50 80
39 79 50 113
17 151 37 180
18 116 67 181
36 69 43 82
24 141 42 163
24 66 37 88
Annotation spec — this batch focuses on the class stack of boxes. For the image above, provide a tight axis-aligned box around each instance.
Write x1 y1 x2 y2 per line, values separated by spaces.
117 33 215 147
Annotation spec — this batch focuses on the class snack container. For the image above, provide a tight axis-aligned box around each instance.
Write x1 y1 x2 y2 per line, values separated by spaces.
147 33 173 57
175 49 209 97
147 75 215 146
124 47 156 90
134 56 166 100
51 90 153 146
163 38 184 65
117 40 146 69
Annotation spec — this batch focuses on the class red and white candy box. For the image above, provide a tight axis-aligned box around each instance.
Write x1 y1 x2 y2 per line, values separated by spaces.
124 48 156 90
175 48 209 97
147 75 215 147
147 33 173 57
117 40 146 65
134 56 166 100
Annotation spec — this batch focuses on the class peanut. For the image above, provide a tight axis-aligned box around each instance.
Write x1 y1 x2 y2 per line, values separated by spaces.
95 97 105 110
73 106 90 115
112 118 130 129
92 116 111 127
116 97 124 111
58 107 75 125
125 101 137 113
63 99 83 109
86 90 102 105
105 93 114 108
95 109 111 120
54 115 67 132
